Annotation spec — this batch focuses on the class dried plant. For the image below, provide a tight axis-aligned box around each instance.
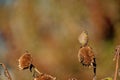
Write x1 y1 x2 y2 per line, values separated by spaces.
78 46 96 67
68 78 77 80
33 73 56 80
78 31 96 80
113 45 120 80
18 51 33 71
0 63 12 80
18 51 56 80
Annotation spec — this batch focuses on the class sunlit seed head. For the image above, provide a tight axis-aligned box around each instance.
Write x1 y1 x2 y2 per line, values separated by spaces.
33 73 56 80
18 51 32 70
68 78 77 80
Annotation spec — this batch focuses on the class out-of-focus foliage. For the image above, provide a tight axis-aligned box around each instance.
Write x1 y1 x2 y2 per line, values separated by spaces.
101 77 112 80
0 0 120 80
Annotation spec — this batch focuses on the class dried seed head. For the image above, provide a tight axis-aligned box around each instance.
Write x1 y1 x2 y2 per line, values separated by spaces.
34 73 56 80
113 45 120 61
78 31 88 47
78 46 95 67
18 51 32 70
68 78 77 80
78 46 97 78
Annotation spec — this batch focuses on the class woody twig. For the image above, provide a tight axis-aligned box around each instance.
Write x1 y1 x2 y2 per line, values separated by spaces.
0 63 12 80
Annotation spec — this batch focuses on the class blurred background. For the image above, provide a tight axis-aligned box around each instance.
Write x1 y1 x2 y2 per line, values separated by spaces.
0 0 120 80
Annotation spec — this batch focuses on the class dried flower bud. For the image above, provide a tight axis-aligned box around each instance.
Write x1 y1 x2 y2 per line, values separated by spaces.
113 45 120 61
18 51 32 70
68 78 77 80
78 46 96 78
78 31 88 47
34 73 56 80
78 46 95 66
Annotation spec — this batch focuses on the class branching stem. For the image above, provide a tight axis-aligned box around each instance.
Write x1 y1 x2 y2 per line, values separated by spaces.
0 63 12 80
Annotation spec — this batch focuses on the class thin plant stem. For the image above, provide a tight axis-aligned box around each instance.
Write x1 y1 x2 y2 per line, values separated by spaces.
0 63 12 80
114 50 119 80
34 67 42 74
32 66 43 77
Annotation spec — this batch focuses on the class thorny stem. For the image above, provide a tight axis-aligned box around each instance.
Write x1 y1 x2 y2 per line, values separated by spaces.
0 63 12 80
113 48 119 80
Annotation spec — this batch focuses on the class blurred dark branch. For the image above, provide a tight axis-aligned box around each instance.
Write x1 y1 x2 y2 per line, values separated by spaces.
114 0 120 26
84 0 115 41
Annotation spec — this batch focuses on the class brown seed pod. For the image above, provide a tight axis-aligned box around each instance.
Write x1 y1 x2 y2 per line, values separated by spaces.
18 51 32 70
68 78 77 80
78 46 95 66
78 45 96 77
78 31 88 47
34 73 56 80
